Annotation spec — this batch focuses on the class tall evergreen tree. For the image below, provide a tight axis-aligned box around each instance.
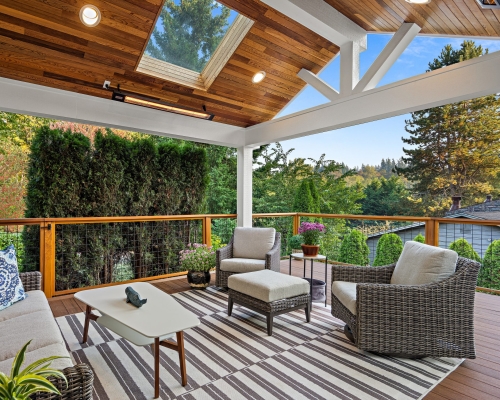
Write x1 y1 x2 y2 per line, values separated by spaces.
396 41 500 213
146 0 231 72
362 176 410 216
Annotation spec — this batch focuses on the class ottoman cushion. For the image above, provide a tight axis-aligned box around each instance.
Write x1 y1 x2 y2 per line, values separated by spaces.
228 270 310 303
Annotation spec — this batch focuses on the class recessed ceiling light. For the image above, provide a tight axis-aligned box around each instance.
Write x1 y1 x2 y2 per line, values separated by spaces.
405 0 432 4
79 5 101 27
252 71 266 83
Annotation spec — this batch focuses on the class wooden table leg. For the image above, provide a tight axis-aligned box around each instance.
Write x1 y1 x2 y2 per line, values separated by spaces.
82 305 91 344
176 331 187 386
154 337 160 399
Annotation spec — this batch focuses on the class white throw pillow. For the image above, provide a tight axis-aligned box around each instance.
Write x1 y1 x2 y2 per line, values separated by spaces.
233 227 276 260
0 244 26 311
391 241 458 285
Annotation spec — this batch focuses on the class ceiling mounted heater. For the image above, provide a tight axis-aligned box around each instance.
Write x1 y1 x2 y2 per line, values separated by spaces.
475 0 500 8
111 88 214 120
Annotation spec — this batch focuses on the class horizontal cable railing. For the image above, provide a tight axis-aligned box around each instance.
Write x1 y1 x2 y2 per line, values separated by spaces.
1 213 499 297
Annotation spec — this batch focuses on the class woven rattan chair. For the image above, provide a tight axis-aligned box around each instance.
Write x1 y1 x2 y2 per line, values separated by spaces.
19 271 94 400
331 256 481 358
216 228 281 288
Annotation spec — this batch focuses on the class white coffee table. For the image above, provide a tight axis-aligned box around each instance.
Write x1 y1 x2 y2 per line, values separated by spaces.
75 282 200 399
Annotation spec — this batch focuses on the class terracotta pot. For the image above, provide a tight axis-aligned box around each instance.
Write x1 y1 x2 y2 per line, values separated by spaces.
301 244 320 257
187 271 211 289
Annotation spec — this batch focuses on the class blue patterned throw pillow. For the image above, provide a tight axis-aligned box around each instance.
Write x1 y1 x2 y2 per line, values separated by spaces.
0 244 26 311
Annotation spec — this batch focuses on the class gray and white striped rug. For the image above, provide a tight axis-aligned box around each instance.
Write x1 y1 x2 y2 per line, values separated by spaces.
56 287 461 400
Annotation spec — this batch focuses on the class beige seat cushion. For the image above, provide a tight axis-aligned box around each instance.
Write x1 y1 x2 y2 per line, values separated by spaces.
0 342 73 375
391 241 458 285
233 227 276 260
0 309 66 361
332 281 357 315
228 270 310 303
220 258 266 273
0 291 49 322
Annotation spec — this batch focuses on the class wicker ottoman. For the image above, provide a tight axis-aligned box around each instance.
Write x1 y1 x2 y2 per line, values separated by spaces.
227 270 311 336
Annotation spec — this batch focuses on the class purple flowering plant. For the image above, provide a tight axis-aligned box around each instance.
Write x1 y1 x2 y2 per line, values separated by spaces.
179 243 216 272
298 222 325 245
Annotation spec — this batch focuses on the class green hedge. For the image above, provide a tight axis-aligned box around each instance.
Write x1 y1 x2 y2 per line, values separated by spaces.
338 230 369 266
373 233 403 266
479 240 500 290
23 127 208 289
449 238 480 262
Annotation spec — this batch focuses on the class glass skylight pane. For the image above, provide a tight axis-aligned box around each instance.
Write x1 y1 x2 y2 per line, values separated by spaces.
145 0 239 73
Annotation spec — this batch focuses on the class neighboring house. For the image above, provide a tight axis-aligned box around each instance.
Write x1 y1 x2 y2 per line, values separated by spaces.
365 197 500 264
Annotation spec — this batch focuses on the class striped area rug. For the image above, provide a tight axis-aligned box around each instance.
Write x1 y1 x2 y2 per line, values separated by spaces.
56 287 461 400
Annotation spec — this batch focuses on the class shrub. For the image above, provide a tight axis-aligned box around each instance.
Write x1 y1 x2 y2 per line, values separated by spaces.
413 233 425 243
289 234 303 251
373 233 403 266
479 240 500 290
338 230 369 265
179 244 215 272
449 238 480 262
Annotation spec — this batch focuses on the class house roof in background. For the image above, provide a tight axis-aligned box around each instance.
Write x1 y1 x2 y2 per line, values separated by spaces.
0 0 498 127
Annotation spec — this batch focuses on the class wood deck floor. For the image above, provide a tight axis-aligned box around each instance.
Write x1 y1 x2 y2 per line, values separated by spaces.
48 259 500 400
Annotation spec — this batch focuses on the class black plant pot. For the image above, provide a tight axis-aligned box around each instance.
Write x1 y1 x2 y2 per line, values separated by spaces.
187 271 211 289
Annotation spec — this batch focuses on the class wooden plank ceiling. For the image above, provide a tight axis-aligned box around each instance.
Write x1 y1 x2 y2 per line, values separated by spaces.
0 1 498 128
326 0 500 37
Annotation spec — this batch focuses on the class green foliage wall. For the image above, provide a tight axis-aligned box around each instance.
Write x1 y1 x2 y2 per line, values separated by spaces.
480 240 500 290
449 238 480 262
23 127 208 288
373 233 403 266
338 230 370 265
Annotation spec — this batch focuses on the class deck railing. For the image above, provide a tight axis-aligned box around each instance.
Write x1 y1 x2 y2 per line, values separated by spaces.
1 213 499 297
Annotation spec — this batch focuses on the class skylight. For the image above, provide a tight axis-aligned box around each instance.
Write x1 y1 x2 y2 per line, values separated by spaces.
145 0 239 73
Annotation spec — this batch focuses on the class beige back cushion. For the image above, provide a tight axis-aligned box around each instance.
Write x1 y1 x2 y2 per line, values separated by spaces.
391 241 458 285
233 227 276 260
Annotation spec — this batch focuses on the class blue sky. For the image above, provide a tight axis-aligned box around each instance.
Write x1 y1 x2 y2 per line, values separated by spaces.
276 34 500 169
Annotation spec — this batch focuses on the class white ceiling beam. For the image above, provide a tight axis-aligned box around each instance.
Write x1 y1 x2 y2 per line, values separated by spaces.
353 23 421 94
0 77 244 147
244 50 500 146
297 68 339 101
260 0 367 50
340 41 361 96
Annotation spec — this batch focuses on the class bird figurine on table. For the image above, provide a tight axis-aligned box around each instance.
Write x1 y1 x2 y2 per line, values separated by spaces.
125 286 147 308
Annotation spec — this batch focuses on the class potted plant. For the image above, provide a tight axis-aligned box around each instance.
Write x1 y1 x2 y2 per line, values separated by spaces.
179 243 216 289
298 222 325 257
0 340 68 400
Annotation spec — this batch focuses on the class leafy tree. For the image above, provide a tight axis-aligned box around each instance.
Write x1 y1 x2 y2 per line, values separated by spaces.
203 145 236 214
449 238 480 262
0 138 28 219
293 180 316 213
362 176 410 216
0 112 50 150
338 230 369 265
146 0 231 72
396 41 500 213
479 240 500 290
373 233 403 266
413 233 425 243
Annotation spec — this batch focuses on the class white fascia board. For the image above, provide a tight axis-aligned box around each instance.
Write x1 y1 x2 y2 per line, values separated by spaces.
261 0 367 50
297 68 339 101
354 23 421 94
0 77 245 147
244 50 500 146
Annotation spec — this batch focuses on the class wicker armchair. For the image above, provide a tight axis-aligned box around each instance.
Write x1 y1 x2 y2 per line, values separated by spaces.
216 229 281 288
331 257 481 358
18 272 94 400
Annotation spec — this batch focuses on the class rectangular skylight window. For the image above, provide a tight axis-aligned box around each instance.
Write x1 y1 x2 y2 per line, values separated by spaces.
145 0 240 73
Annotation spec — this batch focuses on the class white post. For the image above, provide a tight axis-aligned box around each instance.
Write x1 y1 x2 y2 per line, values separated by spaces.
237 146 254 227
340 41 360 97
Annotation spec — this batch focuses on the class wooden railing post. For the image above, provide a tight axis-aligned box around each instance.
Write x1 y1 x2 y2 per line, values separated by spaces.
293 213 300 235
203 217 212 247
40 221 55 298
425 218 439 247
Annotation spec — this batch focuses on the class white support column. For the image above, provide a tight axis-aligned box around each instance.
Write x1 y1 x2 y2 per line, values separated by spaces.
340 41 360 96
237 146 254 227
353 23 421 94
297 68 339 101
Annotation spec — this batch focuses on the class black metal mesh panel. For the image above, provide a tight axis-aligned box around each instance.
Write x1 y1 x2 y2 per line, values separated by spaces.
0 225 40 272
253 217 293 256
55 220 202 291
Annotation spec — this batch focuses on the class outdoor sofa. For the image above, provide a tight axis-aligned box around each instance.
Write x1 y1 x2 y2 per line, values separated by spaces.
0 271 93 399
